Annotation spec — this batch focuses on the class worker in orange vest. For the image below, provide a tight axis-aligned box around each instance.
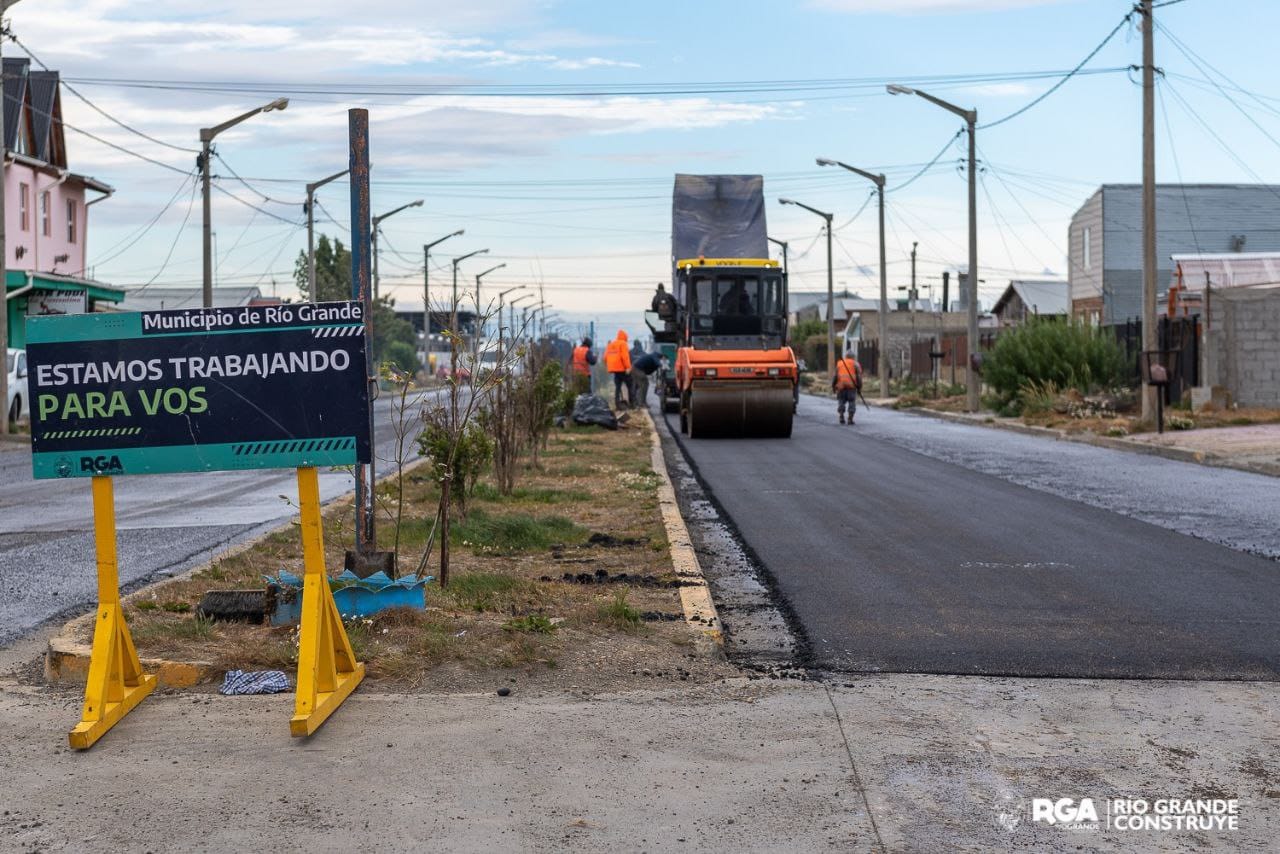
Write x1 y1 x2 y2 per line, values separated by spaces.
570 337 596 395
832 348 862 425
603 329 633 409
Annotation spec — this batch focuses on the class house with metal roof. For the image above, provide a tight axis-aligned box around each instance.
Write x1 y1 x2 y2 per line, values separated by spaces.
992 279 1069 326
1068 184 1280 324
3 57 122 348
116 286 266 313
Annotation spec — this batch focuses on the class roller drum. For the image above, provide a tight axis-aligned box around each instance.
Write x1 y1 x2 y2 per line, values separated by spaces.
687 381 793 438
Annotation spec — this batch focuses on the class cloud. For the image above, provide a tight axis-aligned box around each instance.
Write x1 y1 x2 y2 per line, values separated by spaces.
811 0 1065 13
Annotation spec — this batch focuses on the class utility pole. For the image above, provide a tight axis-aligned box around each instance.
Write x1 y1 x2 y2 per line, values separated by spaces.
347 108 382 566
0 1 16 436
1141 0 1158 422
910 241 918 306
304 169 348 302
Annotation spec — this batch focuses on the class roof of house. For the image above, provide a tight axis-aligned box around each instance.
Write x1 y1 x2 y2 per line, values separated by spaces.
3 58 112 194
117 286 263 313
1169 252 1280 291
992 279 1069 316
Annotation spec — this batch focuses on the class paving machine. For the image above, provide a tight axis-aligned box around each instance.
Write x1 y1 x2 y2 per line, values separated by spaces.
648 174 796 438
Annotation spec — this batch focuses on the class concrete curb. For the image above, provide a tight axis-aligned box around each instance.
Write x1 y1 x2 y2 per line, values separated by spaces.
869 399 1280 478
641 408 725 656
45 455 434 687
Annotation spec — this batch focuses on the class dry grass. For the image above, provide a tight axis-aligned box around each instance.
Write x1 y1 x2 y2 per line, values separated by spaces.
100 414 725 693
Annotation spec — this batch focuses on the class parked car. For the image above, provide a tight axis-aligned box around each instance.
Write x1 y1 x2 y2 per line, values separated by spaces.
6 347 28 423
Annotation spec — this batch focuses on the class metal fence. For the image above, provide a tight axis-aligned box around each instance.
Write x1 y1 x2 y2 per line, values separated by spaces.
857 339 879 377
1107 316 1200 403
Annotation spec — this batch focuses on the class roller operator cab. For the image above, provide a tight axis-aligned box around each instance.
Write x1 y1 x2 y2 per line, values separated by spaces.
663 174 796 438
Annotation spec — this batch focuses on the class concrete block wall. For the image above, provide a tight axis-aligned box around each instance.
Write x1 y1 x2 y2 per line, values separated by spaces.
1205 288 1280 407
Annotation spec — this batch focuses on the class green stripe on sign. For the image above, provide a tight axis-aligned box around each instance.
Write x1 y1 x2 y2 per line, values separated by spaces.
32 438 362 479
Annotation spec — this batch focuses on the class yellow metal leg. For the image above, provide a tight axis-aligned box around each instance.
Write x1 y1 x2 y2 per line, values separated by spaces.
291 466 364 737
69 476 156 750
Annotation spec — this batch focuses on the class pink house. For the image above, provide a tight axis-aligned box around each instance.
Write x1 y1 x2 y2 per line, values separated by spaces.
3 57 122 349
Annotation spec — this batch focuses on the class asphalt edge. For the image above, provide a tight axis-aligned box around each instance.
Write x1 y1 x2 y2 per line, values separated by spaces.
860 397 1280 478
45 456 433 688
640 408 726 657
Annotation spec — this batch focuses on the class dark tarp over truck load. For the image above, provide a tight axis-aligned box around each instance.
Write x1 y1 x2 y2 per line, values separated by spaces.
671 174 768 264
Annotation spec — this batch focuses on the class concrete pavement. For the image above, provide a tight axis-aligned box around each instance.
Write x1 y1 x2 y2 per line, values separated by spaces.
0 675 1273 852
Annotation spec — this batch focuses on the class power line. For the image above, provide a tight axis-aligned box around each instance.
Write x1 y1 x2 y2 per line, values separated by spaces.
136 175 200 290
979 10 1135 130
88 171 196 269
9 34 199 154
888 131 963 193
211 152 304 206
60 67 1132 100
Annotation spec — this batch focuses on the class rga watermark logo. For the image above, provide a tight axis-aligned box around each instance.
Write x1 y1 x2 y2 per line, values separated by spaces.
1011 796 1241 834
1031 798 1099 831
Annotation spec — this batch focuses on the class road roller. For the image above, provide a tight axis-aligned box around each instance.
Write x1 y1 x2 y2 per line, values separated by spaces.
649 174 797 439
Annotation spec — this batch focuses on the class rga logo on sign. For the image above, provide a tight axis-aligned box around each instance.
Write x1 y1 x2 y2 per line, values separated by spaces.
1031 798 1099 831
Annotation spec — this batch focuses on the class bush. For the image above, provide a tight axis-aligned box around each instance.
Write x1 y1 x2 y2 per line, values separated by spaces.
983 320 1127 415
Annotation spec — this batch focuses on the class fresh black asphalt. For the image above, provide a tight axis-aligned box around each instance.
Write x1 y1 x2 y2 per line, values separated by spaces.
662 394 1280 680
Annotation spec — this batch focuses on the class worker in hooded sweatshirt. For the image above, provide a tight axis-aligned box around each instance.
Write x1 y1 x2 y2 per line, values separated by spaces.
832 347 862 425
570 337 596 396
604 329 633 410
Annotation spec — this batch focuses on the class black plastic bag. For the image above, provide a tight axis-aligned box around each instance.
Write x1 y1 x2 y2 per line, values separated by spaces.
572 394 618 430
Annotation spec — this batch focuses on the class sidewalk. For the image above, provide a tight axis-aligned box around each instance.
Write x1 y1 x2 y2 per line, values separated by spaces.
1 674 1273 851
875 400 1280 478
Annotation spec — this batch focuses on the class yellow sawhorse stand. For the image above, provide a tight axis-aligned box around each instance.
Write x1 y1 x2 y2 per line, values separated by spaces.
290 466 365 737
69 476 157 750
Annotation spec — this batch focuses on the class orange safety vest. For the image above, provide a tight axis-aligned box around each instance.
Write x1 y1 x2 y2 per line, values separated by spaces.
835 357 861 390
604 339 631 373
572 345 591 376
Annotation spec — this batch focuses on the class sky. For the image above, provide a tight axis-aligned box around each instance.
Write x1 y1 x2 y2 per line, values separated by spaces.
11 0 1280 335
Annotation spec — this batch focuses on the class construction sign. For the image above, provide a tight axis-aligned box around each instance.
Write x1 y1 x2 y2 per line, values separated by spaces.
26 301 370 478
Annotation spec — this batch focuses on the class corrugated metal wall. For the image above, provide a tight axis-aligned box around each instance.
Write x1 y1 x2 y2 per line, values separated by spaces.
1099 185 1280 322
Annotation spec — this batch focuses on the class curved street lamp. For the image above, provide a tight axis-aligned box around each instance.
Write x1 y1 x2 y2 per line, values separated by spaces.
887 83 979 411
200 97 289 307
817 157 889 399
779 197 836 373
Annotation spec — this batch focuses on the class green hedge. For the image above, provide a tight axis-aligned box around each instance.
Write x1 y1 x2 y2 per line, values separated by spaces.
983 320 1127 413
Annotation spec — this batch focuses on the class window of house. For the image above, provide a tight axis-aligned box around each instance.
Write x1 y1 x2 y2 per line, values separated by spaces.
1082 226 1092 271
19 183 29 231
40 191 50 237
66 198 77 243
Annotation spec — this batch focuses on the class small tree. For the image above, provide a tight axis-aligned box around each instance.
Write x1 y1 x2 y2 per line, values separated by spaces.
983 319 1128 414
410 290 522 586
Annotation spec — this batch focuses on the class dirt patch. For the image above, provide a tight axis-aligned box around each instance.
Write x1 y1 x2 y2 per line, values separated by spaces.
71 416 737 694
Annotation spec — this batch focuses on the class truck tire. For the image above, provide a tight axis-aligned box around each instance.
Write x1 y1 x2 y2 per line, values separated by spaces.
7 395 19 425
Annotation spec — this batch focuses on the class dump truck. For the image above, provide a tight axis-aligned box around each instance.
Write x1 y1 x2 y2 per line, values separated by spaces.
648 174 796 438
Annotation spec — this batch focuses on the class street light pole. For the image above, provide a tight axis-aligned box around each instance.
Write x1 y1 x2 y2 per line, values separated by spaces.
371 199 423 302
495 285 527 358
767 235 789 275
200 97 289 308
474 263 507 337
422 229 464 345
816 158 889 398
888 83 979 411
779 198 836 373
510 293 533 343
304 168 348 302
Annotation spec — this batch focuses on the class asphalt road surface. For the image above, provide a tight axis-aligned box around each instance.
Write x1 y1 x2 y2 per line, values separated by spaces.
662 392 1280 680
0 392 431 645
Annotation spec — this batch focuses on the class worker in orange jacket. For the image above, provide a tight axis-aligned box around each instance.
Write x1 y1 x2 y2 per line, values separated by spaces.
832 348 862 425
570 337 596 395
603 329 633 409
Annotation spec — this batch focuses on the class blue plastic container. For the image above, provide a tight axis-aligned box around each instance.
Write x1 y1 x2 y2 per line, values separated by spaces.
267 570 433 625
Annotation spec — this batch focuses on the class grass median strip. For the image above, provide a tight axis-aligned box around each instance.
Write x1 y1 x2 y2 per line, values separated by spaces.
80 414 732 693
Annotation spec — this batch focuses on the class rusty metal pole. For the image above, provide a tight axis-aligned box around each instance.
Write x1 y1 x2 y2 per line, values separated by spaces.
348 108 376 555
